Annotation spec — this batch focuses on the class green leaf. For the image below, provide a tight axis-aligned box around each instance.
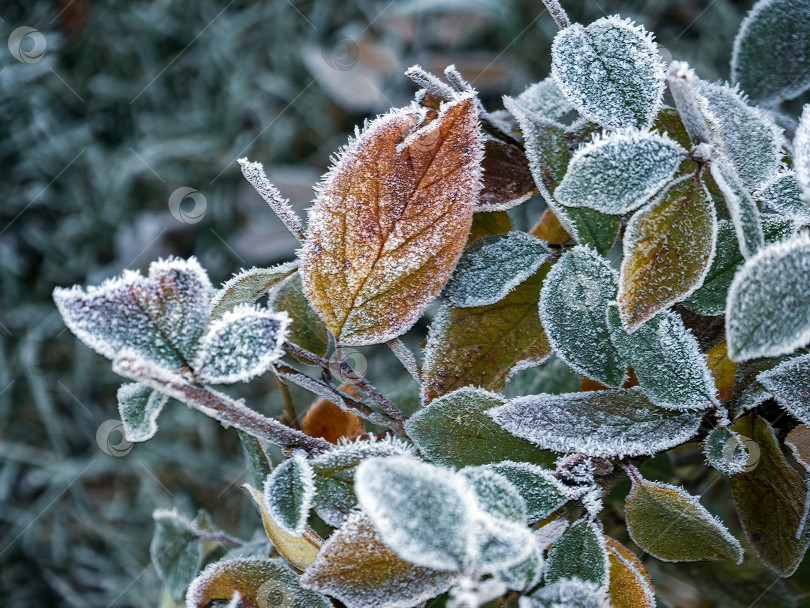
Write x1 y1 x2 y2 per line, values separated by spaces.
755 171 810 224
209 262 298 320
539 246 627 387
703 426 753 476
492 540 544 592
554 130 685 216
238 430 272 489
732 0 810 106
187 557 331 608
421 266 552 404
607 306 717 410
758 353 810 426
550 16 665 130
116 382 169 442
459 466 527 524
442 233 550 308
709 159 764 260
730 416 810 577
526 579 610 608
545 520 608 589
480 461 569 524
264 453 315 538
488 387 702 458
268 272 328 360
467 210 513 244
726 235 810 361
624 477 743 563
151 509 205 603
618 176 717 330
405 387 557 469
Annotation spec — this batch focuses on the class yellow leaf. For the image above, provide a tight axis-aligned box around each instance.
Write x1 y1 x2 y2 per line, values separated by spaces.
706 341 737 404
605 537 655 608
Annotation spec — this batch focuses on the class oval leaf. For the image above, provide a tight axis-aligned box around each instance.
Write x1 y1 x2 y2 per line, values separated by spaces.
605 537 655 608
755 171 810 223
301 393 365 445
264 453 316 538
545 520 608 589
515 77 574 122
704 426 753 476
117 382 169 443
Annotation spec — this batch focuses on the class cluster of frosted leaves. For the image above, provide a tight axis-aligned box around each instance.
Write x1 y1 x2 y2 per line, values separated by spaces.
726 234 810 361
539 246 626 387
442 232 550 308
209 262 298 320
624 477 743 564
607 306 717 411
704 426 752 476
300 93 483 346
550 16 665 130
515 78 575 122
263 453 315 538
186 556 331 608
757 353 810 426
708 157 765 260
117 382 169 442
554 130 685 216
151 509 206 603
798 106 810 203
732 0 810 106
488 387 702 458
755 171 810 224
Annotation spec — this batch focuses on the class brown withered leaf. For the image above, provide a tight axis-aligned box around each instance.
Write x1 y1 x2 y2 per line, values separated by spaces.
422 264 551 404
706 341 737 404
785 424 810 472
618 176 717 331
605 538 655 608
477 136 537 211
301 94 483 346
467 210 512 245
302 384 366 445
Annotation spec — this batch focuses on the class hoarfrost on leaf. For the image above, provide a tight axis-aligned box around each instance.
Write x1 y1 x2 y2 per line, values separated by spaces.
544 519 608 590
492 539 544 592
263 452 316 538
443 233 550 308
117 382 169 443
796 105 810 203
757 353 810 426
459 467 527 524
539 246 627 387
520 578 610 608
487 387 702 458
209 262 298 320
193 304 290 384
708 157 765 259
554 129 685 215
755 171 810 224
479 461 569 524
604 538 655 608
515 77 575 122
550 16 665 130
704 426 751 476
151 509 204 603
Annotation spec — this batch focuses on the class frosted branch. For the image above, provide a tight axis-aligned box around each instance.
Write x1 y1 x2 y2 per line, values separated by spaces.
238 158 307 242
387 339 421 383
405 65 456 102
541 0 570 30
336 345 407 426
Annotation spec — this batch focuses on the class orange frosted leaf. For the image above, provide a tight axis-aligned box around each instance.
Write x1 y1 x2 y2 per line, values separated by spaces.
605 538 655 608
302 385 366 445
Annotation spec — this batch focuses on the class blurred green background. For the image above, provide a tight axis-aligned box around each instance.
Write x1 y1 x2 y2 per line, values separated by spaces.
1 0 806 606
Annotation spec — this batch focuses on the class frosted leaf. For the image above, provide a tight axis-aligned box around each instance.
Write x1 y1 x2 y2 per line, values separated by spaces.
607 305 717 411
151 509 204 603
186 556 331 608
448 576 507 608
550 16 665 130
757 353 810 426
704 426 751 476
117 382 169 443
732 0 810 106
263 453 315 538
300 512 455 608
473 514 537 574
209 262 298 320
53 257 212 370
478 137 538 212
480 461 569 525
538 246 627 387
487 387 702 458
268 272 329 360
786 425 810 472
683 217 794 316
796 106 810 203
515 77 575 122
493 538 544 592
554 130 685 215
697 80 785 191
755 171 810 223
520 579 610 608
193 305 290 384
604 537 655 608
459 467 527 524
545 519 608 590
354 455 478 571
310 436 413 527
709 157 765 259
443 233 550 307
726 235 810 361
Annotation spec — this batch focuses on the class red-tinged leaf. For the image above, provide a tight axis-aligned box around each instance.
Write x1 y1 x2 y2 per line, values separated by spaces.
300 512 456 608
467 210 512 245
605 538 655 608
422 265 551 404
302 387 366 445
618 176 717 331
301 94 483 345
477 136 537 211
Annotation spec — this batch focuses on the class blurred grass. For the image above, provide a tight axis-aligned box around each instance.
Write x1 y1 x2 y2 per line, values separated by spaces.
0 0 799 606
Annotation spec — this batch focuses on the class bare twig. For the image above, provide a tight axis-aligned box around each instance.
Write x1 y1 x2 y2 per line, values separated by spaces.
196 532 243 548
274 375 300 429
238 158 307 242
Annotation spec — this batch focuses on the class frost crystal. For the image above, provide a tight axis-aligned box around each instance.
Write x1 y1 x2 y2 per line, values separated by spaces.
193 304 290 384
550 16 665 130
554 129 684 215
757 353 810 426
538 246 627 387
796 105 810 203
117 382 169 442
515 78 574 122
263 453 315 538
443 233 550 308
488 387 702 458
755 171 810 224
521 578 610 608
53 257 212 370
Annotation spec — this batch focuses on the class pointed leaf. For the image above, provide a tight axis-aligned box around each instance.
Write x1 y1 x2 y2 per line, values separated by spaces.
480 461 569 524
443 233 550 307
726 235 810 361
796 105 810 202
625 478 743 563
488 387 702 458
117 382 169 443
550 16 665 130
478 137 537 211
732 0 810 106
468 210 512 244
516 77 574 122
605 538 655 608
755 171 810 223
730 416 810 577
263 453 315 538
704 426 753 476
545 520 608 589
209 263 298 320
709 158 764 259
151 509 204 602
53 257 211 370
757 353 810 426
300 512 455 608
238 431 272 489
422 266 552 403
618 176 717 329
186 557 331 608
300 94 482 345
539 246 626 387
193 305 290 384
268 272 328 359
